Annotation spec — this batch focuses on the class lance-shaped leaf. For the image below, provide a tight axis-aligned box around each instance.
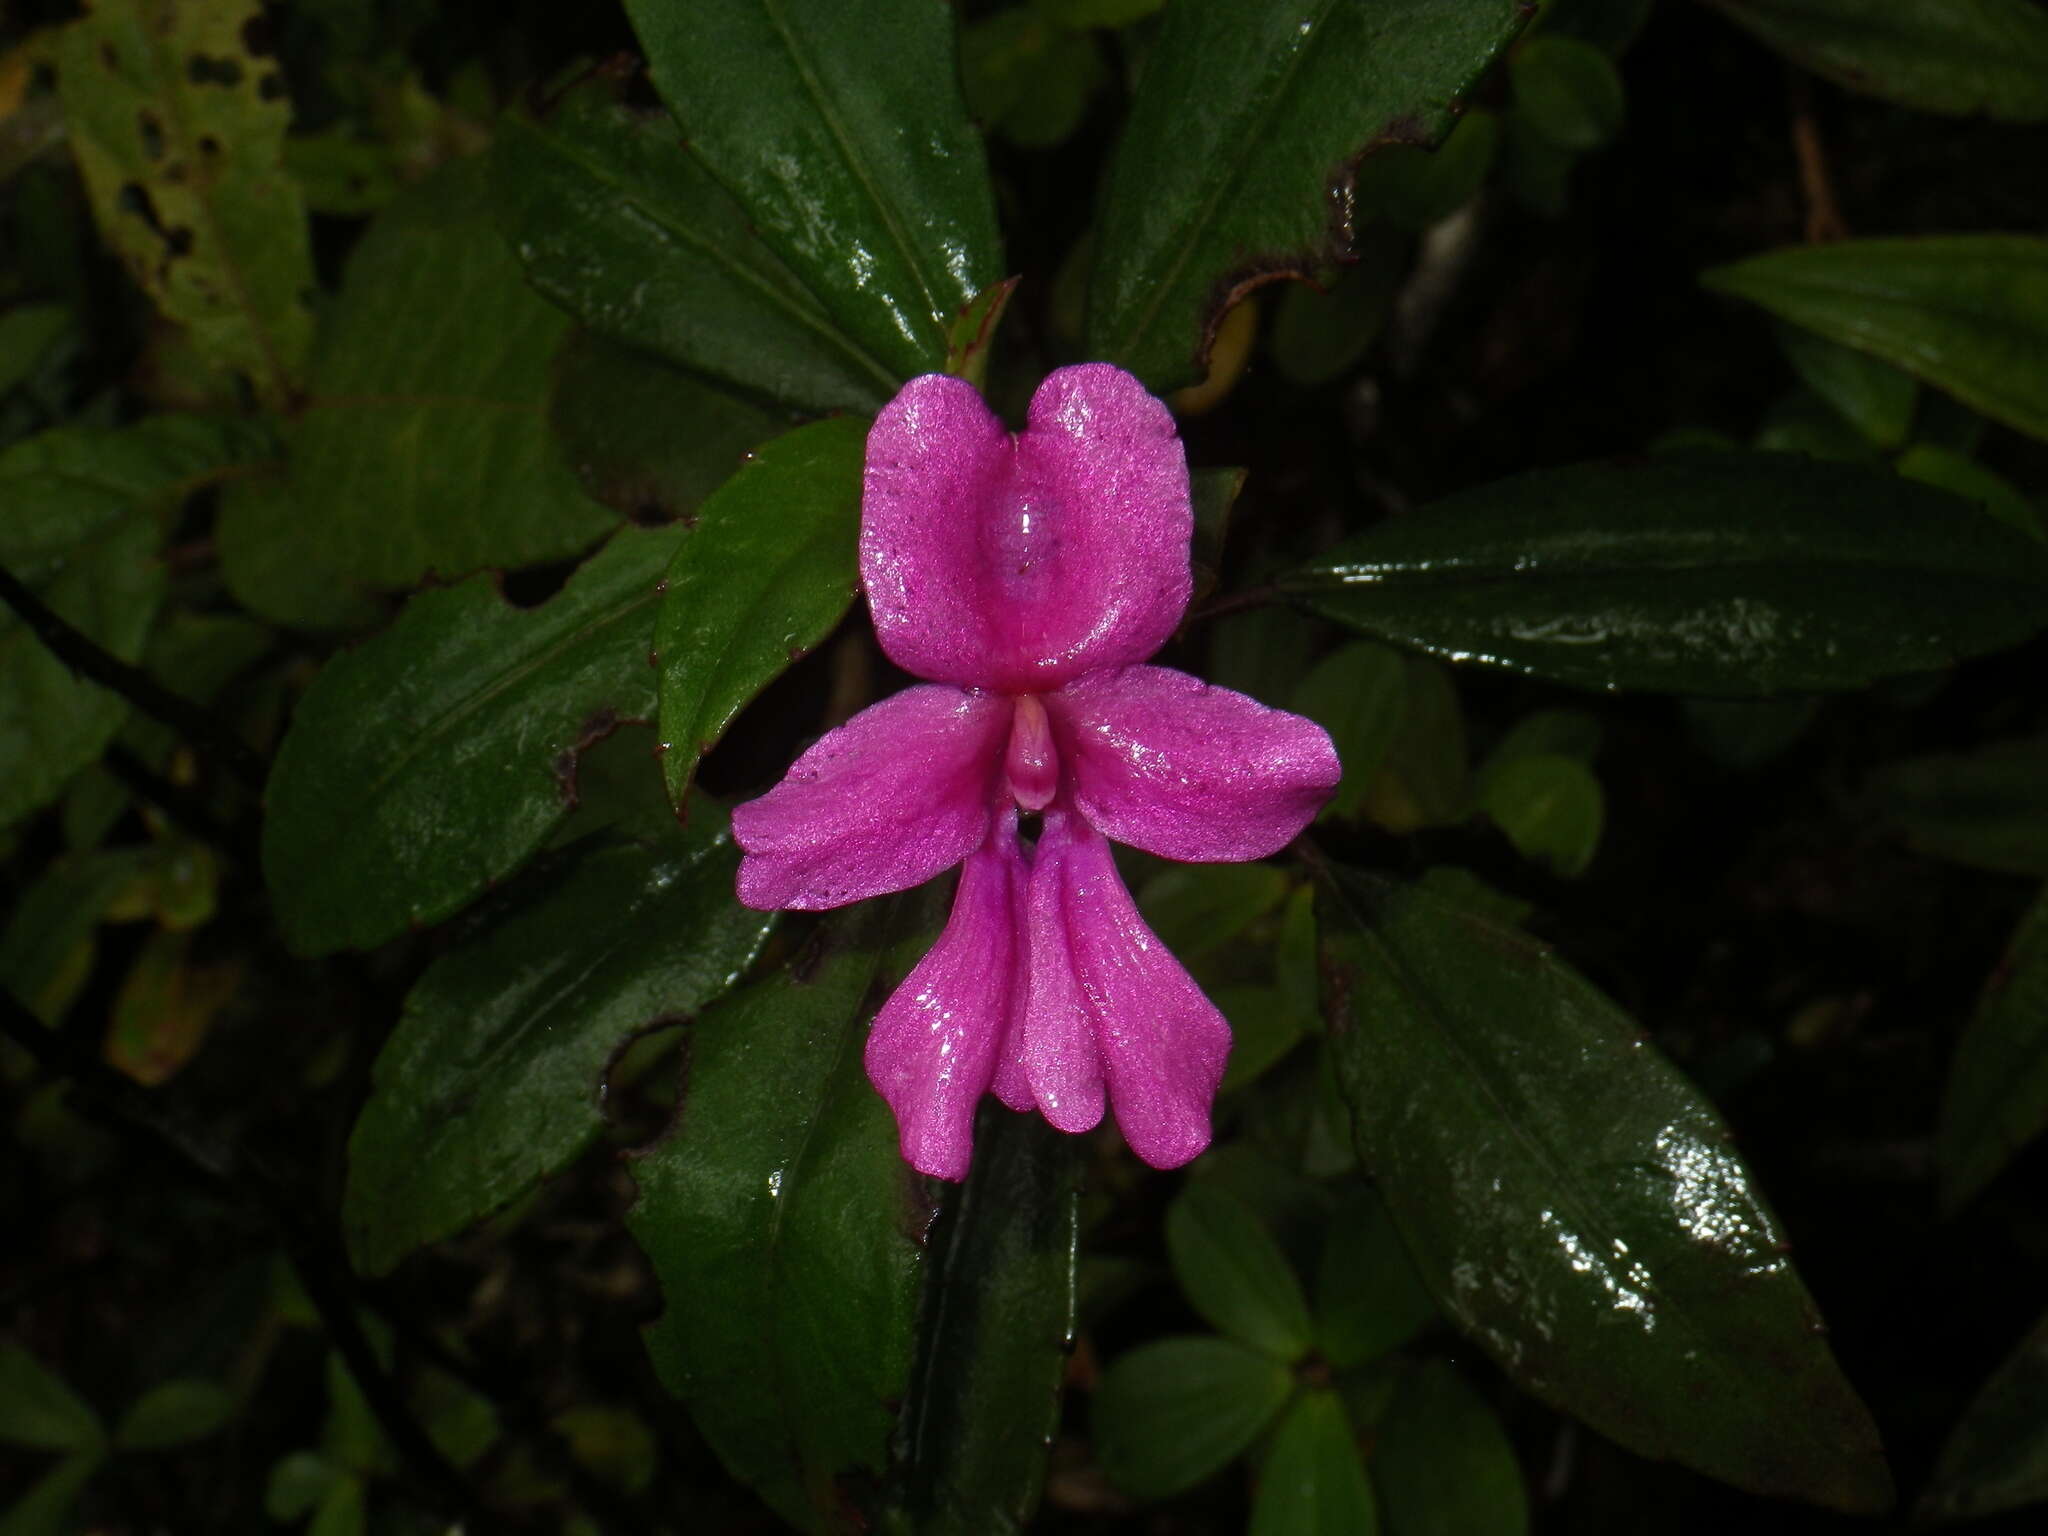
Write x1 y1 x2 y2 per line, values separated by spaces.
0 416 270 832
1922 1308 2048 1521
1280 452 2048 695
621 0 1002 383
263 523 683 955
1938 885 2048 1211
1085 0 1527 392
289 154 618 589
57 0 314 407
1250 1389 1377 1536
496 80 897 415
627 896 937 1534
1703 237 2048 443
1700 0 2048 121
343 808 776 1277
1317 865 1893 1513
656 416 865 806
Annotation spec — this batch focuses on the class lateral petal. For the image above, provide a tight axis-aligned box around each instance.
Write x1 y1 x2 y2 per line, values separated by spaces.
1019 811 1106 1133
732 684 1006 911
1050 664 1341 863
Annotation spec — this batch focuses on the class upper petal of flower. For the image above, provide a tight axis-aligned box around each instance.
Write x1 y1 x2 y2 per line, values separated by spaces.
1048 665 1341 863
861 364 1193 692
732 684 1007 911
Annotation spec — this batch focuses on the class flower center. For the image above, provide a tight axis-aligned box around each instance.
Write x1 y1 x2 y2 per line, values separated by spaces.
1004 694 1058 811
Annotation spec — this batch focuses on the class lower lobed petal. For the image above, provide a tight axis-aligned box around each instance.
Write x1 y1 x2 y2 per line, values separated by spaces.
1020 813 1107 1133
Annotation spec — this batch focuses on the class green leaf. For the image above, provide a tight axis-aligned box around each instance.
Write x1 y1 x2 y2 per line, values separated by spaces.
265 1451 339 1522
1168 1179 1315 1361
1218 985 1309 1093
1700 0 2048 120
494 81 896 415
307 1475 365 1536
1509 36 1625 151
1371 1361 1527 1536
1870 737 2048 876
1314 1188 1436 1371
1252 1390 1377 1536
112 1379 235 1451
1921 1307 2048 1521
0 1342 103 1452
621 0 1003 383
1086 0 1527 391
1776 324 1919 451
549 331 787 526
0 305 70 399
964 11 1108 149
343 809 775 1275
290 154 618 589
1281 452 2048 695
1703 237 2048 443
0 849 155 1024
215 470 383 632
1938 886 2048 1209
1269 237 1408 386
1291 642 1409 823
1896 442 2042 539
1317 865 1893 1512
57 0 313 407
626 897 936 1533
655 417 866 806
1350 113 1500 234
888 1109 1082 1536
1362 657 1468 834
0 1450 103 1536
1138 862 1292 965
1753 389 1878 463
1478 753 1604 877
0 415 266 831
1093 1336 1294 1501
263 523 684 955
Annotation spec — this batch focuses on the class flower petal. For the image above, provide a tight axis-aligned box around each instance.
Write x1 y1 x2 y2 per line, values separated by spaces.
1057 818 1231 1170
732 684 1006 911
864 815 1026 1181
1049 664 1341 863
1019 812 1106 1133
861 365 1192 691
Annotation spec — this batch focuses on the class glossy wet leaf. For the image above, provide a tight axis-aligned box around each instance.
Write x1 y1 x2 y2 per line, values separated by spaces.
655 417 866 806
622 0 1002 383
1282 452 2048 695
887 1109 1081 1536
1700 0 2048 120
1093 1336 1294 1501
1318 864 1893 1512
1314 1188 1436 1371
1478 753 1604 877
1251 1390 1377 1536
1869 737 2048 876
1291 641 1408 822
57 0 313 406
496 81 896 415
263 523 684 955
1085 0 1527 391
1168 1179 1315 1361
0 415 268 832
290 154 617 588
1896 443 2042 539
113 1379 235 1451
1937 886 2048 1210
344 811 774 1276
0 1343 102 1452
1776 325 1918 451
1922 1307 2048 1521
1703 237 2048 443
1510 36 1624 151
626 897 935 1533
1371 1360 1527 1536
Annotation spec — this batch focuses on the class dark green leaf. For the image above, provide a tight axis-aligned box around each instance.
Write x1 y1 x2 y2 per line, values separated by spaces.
1477 753 1604 877
1281 452 2048 695
343 808 775 1276
306 1476 365 1536
655 417 866 806
889 1109 1081 1536
263 523 683 955
1363 657 1468 833
1290 641 1409 822
1318 865 1893 1512
1938 886 2048 1209
1350 114 1499 234
1093 1337 1294 1501
1703 237 2048 443
216 470 383 632
1870 737 2048 876
0 1342 103 1452
1086 0 1527 391
265 1452 339 1522
57 0 313 407
1700 0 2048 120
1218 985 1309 1093
1138 862 1292 964
1314 1188 1436 1371
1509 36 1624 151
0 1450 103 1536
1371 1360 1527 1536
1251 1390 1377 1536
290 154 618 588
621 0 1002 382
0 306 69 398
1168 1180 1315 1361
1896 442 2042 539
1776 324 1918 451
1537 0 1654 54
1753 389 1877 462
1921 1308 2048 1521
626 897 936 1533
495 82 897 415
1269 236 1408 386
965 11 1108 148
112 1379 235 1451
0 849 154 1024
1682 695 1817 771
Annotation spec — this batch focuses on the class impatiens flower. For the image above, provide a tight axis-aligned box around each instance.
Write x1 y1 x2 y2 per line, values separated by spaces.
732 364 1340 1180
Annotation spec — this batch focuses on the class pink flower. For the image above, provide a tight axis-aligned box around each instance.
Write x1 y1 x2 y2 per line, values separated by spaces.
732 364 1340 1180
